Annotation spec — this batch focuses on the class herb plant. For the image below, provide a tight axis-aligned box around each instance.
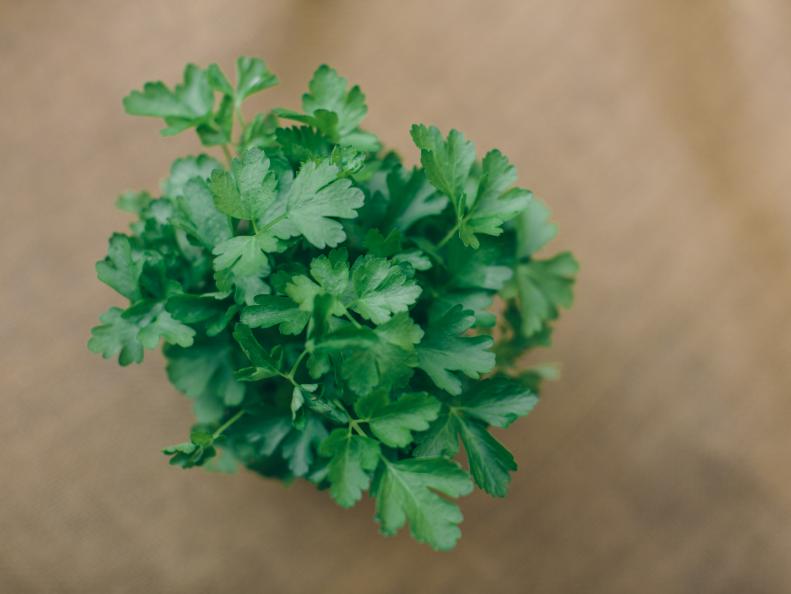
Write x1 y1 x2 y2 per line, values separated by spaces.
89 58 578 551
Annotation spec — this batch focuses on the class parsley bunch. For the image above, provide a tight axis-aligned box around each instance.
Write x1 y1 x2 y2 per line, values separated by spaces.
89 58 578 550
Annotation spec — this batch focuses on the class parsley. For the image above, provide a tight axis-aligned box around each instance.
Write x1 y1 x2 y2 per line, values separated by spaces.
89 57 578 550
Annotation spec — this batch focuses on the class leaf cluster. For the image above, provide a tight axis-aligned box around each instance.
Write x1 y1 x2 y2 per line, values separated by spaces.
90 58 578 550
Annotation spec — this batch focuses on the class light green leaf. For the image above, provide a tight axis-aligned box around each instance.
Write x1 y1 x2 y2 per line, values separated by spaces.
241 295 310 335
319 429 381 508
284 160 364 248
349 255 422 324
176 178 233 248
459 149 532 248
516 197 558 257
96 234 143 300
356 391 440 448
162 155 223 198
235 57 278 103
410 124 475 207
373 457 473 551
208 148 278 221
123 64 214 134
212 235 271 278
515 252 579 337
302 65 367 137
88 307 144 366
116 191 152 215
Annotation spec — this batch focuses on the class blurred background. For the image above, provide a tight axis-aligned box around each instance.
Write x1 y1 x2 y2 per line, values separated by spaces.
2 0 791 592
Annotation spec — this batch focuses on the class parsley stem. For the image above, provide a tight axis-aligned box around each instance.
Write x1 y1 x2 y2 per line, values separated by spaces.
287 350 309 380
349 419 367 437
343 311 362 329
436 222 460 249
212 409 245 440
221 144 234 167
236 106 248 130
259 212 287 234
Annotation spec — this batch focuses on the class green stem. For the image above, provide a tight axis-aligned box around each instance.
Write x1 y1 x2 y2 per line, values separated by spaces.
236 106 247 130
259 212 287 234
349 419 367 437
343 311 362 329
212 409 245 440
287 350 309 380
221 144 233 167
436 221 461 249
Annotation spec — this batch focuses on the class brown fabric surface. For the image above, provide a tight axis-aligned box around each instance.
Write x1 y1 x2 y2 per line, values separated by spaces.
2 1 791 592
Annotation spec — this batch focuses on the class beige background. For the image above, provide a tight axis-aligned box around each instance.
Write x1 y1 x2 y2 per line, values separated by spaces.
2 1 791 592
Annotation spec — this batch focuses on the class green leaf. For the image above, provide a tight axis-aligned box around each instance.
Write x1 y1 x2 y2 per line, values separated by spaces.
515 252 579 337
412 412 459 458
241 295 310 335
516 197 557 257
208 148 278 221
162 154 223 198
281 414 328 476
88 303 195 366
415 377 538 496
123 64 214 134
349 255 422 324
96 234 143 300
410 124 475 208
212 235 271 278
235 57 278 103
457 376 539 428
232 323 281 380
302 65 368 138
286 251 421 325
163 435 217 469
88 307 144 366
319 429 381 508
284 160 364 248
116 191 152 215
454 417 515 497
312 313 423 395
176 178 233 248
136 307 195 349
385 166 448 232
417 305 495 395
206 64 234 95
372 457 473 551
356 391 440 448
459 149 532 248
165 337 245 423
239 112 279 152
165 294 236 336
276 126 332 164
446 237 513 292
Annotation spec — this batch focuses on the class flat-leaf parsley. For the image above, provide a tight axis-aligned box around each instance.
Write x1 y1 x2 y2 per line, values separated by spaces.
89 57 578 550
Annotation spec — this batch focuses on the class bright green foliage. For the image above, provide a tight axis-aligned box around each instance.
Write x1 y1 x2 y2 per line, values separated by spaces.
417 305 495 395
415 377 539 497
355 391 440 447
320 429 381 507
373 457 473 551
90 58 578 551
